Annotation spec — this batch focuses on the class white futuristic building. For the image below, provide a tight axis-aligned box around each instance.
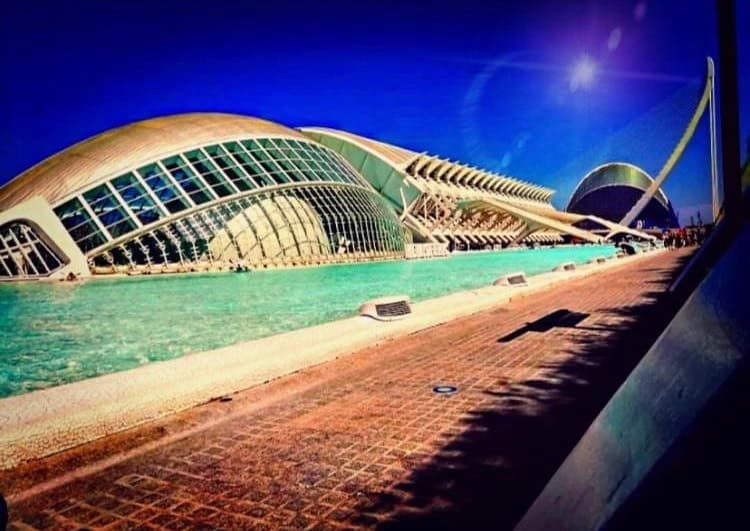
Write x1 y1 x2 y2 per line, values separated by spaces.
0 114 406 280
0 113 645 281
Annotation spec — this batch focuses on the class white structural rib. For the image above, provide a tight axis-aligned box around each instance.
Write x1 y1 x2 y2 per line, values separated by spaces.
459 198 654 244
459 198 603 244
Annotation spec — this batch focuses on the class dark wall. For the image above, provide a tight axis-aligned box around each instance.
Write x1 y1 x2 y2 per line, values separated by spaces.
568 186 679 229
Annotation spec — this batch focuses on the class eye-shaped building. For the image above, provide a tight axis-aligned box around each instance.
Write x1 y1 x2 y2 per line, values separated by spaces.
0 114 406 280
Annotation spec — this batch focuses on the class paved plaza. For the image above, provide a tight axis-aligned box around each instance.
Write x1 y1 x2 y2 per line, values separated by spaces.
4 249 692 530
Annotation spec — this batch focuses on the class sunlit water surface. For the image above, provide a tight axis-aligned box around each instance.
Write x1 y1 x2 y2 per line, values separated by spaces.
0 245 615 397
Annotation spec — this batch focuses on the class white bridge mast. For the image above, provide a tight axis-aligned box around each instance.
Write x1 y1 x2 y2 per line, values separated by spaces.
708 57 720 221
616 57 721 231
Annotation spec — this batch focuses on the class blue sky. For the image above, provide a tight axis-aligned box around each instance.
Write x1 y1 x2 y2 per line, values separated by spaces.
1 0 747 223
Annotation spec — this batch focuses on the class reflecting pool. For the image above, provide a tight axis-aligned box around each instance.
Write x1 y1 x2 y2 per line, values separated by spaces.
0 245 615 397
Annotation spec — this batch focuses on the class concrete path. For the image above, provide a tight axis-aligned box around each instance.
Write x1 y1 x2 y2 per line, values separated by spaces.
4 249 692 530
0 248 657 469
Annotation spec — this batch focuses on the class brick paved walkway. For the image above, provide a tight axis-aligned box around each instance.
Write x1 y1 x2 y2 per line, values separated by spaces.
5 249 691 530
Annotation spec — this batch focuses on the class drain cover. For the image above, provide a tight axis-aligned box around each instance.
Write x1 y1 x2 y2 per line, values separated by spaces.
433 385 458 394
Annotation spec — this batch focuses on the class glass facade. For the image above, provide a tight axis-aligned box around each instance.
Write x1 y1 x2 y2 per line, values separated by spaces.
82 184 138 238
51 136 404 272
89 185 404 271
0 221 65 278
53 198 108 253
111 173 165 225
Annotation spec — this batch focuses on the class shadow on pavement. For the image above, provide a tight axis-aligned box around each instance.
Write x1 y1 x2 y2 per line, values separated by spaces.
349 255 690 530
498 309 590 342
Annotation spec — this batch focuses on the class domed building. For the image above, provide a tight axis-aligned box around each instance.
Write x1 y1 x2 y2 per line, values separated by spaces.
0 113 406 280
567 162 679 229
0 113 648 281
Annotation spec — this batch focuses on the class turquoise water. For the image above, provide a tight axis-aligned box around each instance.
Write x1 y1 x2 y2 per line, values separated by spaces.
0 245 614 397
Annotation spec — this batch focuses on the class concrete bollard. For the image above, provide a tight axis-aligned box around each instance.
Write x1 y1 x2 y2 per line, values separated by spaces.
360 295 412 321
554 262 576 272
493 271 528 287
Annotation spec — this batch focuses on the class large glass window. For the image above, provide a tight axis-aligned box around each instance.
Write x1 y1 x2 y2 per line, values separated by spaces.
222 141 273 186
276 138 301 161
316 146 356 184
293 145 329 178
264 139 308 183
183 149 237 197
206 146 263 192
281 140 320 181
318 147 361 185
137 163 191 214
304 145 340 181
111 172 165 225
83 184 138 238
53 198 108 252
161 155 214 205
287 139 315 162
243 139 290 184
